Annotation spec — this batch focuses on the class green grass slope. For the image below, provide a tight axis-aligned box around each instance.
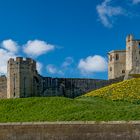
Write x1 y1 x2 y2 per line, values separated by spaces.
84 78 140 103
0 96 140 122
0 78 140 122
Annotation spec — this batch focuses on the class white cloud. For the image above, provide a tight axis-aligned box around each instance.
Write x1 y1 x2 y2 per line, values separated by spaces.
46 64 58 74
78 55 107 74
96 0 125 28
0 39 18 74
2 39 19 54
0 39 56 75
46 57 74 76
23 40 55 57
46 64 64 75
62 57 74 68
36 62 43 74
132 0 140 4
0 49 16 74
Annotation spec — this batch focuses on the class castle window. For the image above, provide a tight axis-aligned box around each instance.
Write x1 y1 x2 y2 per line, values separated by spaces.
110 67 112 72
122 70 125 74
116 54 119 60
23 77 26 97
110 55 112 61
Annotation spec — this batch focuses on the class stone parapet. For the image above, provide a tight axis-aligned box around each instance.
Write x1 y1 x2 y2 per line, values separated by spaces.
0 121 140 140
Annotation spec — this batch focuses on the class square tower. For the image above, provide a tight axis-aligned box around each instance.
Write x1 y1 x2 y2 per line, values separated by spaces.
7 57 37 98
126 34 140 75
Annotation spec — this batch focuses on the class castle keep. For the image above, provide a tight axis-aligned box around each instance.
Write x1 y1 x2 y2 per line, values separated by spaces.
108 34 140 80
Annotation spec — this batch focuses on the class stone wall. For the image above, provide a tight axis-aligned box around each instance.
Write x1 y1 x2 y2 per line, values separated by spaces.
41 76 124 98
0 75 7 98
0 121 140 140
0 75 124 99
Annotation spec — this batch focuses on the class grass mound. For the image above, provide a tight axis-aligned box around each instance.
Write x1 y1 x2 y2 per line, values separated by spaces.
1 96 140 122
84 78 140 103
0 79 140 122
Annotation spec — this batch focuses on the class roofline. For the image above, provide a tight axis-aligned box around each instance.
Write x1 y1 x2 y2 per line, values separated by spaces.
108 50 126 54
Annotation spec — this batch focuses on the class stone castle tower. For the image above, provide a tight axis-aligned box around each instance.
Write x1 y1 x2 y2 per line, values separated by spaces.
108 34 140 80
7 57 42 98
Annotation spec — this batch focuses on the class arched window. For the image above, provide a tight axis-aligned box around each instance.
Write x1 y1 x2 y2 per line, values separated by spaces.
23 77 26 97
13 74 16 97
110 67 112 72
110 55 112 61
122 70 125 74
116 54 119 60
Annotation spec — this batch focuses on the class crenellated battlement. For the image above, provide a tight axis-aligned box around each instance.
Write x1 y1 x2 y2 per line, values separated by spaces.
7 57 36 72
8 57 36 65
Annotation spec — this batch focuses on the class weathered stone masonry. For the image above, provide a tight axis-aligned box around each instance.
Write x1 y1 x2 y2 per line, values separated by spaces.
108 34 140 80
0 121 140 140
0 57 123 98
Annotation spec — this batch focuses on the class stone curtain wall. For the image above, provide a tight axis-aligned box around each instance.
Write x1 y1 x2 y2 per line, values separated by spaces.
0 121 140 140
0 75 124 98
42 76 124 98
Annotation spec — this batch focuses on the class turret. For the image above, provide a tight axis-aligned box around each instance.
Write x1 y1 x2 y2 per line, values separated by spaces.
126 34 139 72
126 34 134 43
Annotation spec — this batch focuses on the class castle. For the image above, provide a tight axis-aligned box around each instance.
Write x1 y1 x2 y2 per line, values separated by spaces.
0 34 138 99
0 56 122 99
108 34 140 80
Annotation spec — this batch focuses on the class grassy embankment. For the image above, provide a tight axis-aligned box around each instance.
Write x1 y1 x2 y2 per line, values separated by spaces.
0 78 140 122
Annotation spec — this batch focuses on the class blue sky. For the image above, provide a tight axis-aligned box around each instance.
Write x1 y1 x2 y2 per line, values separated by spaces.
0 0 140 79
